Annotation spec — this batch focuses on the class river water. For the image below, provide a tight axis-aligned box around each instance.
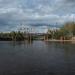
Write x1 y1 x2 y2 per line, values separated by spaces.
0 41 75 75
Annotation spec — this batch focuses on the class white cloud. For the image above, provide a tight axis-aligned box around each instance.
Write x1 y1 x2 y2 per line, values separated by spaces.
0 8 17 14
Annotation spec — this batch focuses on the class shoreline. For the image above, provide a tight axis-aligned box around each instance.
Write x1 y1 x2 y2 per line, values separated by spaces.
45 40 75 42
0 39 75 42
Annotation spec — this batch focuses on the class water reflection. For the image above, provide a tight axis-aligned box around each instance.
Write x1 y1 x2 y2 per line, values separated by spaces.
45 41 75 74
0 41 75 75
10 40 33 47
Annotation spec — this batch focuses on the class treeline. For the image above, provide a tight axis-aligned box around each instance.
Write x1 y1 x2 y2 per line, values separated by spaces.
48 22 75 40
0 22 75 41
0 31 33 41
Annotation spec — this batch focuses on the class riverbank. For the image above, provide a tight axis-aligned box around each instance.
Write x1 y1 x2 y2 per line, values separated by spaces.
45 39 75 42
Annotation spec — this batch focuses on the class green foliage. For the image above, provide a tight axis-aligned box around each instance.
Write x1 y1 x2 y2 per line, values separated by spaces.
62 22 75 36
53 30 61 39
0 22 75 40
16 31 24 41
0 31 25 41
47 22 75 40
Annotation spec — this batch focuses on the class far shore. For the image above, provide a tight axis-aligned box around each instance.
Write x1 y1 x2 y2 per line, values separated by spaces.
45 39 75 42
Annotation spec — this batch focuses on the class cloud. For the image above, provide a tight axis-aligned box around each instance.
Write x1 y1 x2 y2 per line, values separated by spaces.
0 0 75 32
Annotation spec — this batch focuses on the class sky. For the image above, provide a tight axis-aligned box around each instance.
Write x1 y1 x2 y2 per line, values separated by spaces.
0 0 75 33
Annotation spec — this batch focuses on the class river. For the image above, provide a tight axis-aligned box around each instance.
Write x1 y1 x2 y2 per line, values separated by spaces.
0 41 75 75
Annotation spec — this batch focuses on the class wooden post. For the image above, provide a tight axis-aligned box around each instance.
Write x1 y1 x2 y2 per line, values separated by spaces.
44 35 45 41
47 34 48 41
